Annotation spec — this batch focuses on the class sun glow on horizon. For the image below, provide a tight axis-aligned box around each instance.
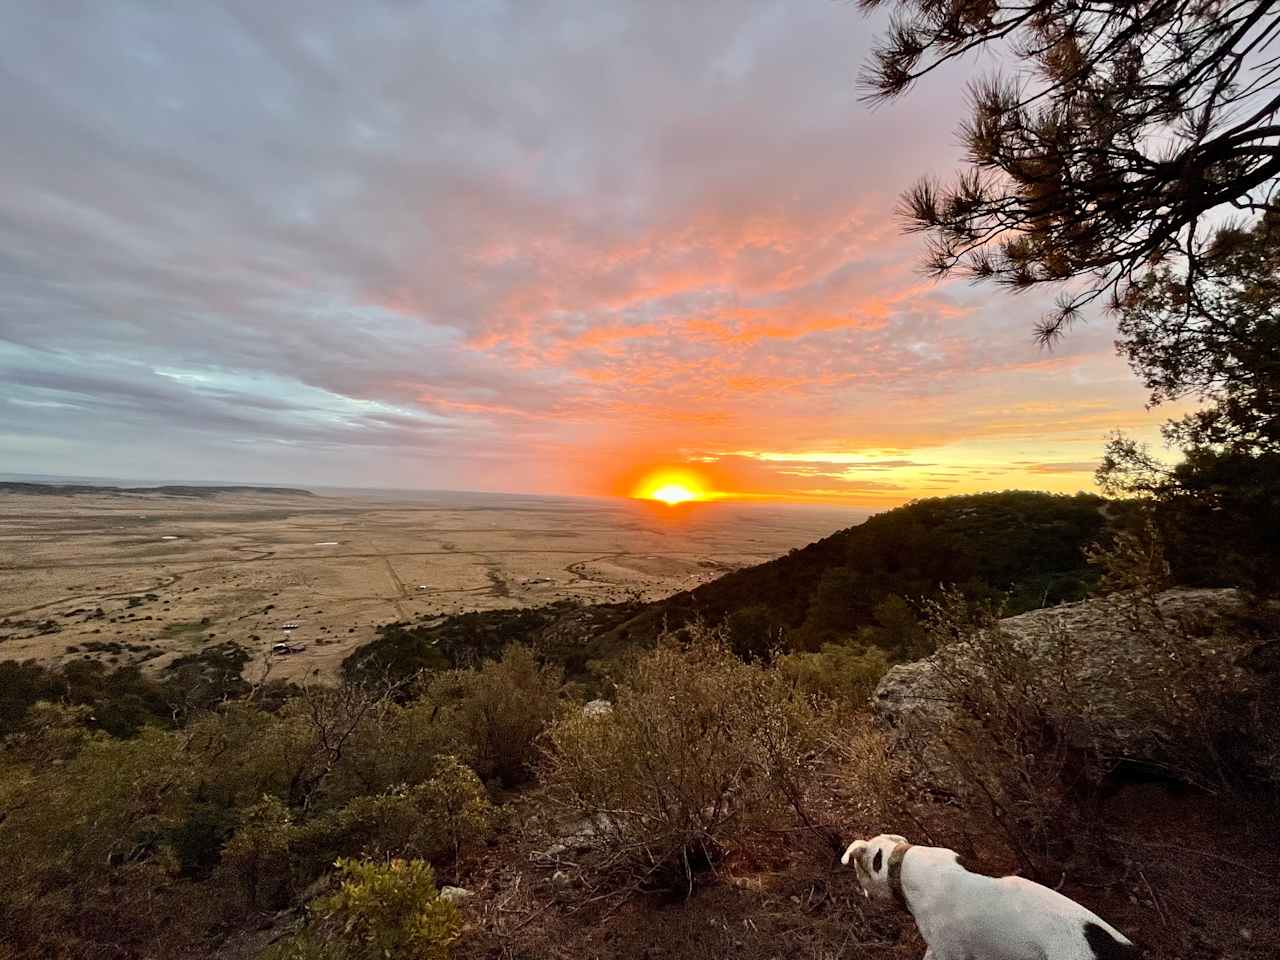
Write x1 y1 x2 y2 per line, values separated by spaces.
632 468 714 506
648 482 699 505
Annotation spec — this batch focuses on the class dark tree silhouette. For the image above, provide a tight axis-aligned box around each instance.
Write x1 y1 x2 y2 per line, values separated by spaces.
862 0 1280 340
1098 213 1280 589
1117 211 1280 455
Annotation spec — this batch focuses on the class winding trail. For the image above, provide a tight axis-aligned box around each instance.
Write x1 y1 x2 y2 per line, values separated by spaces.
380 556 409 619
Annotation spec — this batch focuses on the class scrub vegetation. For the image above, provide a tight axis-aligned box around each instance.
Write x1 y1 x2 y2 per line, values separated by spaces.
2 488 1277 959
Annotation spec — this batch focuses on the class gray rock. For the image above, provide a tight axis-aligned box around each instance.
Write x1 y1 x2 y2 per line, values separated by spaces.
582 699 613 718
534 812 619 862
873 589 1274 793
438 886 473 903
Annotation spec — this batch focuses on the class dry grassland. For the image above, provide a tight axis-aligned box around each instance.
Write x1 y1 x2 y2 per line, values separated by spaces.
0 487 860 681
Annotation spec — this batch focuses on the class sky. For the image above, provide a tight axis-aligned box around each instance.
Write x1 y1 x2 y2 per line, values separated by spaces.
0 1 1176 507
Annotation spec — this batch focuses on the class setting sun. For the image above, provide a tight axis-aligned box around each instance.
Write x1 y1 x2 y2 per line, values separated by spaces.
632 468 713 505
649 483 698 505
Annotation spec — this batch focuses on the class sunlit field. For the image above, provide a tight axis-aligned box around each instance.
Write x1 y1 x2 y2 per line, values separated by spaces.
0 486 864 681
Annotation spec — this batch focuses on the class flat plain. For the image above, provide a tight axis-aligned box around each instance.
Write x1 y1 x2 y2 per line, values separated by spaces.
0 486 863 680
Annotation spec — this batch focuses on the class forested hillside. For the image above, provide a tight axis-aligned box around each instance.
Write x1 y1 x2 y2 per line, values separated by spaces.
603 491 1112 657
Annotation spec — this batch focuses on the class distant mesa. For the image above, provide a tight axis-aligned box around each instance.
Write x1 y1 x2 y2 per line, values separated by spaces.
0 482 315 498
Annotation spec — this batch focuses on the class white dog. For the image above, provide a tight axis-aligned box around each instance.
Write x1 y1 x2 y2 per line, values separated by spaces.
842 834 1137 960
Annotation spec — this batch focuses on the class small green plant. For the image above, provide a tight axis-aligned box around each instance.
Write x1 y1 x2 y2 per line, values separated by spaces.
263 858 460 960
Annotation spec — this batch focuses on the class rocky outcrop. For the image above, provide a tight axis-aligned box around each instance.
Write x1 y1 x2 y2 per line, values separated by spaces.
873 589 1277 793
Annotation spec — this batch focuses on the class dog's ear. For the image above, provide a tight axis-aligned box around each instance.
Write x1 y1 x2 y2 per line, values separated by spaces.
841 839 868 868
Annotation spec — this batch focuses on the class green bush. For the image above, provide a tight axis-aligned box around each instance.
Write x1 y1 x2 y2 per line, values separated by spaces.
168 800 238 878
407 755 497 859
777 643 890 707
263 858 460 960
223 758 495 909
539 628 829 889
0 727 206 957
429 644 562 787
221 796 298 909
334 756 496 863
324 698 463 805
725 604 781 662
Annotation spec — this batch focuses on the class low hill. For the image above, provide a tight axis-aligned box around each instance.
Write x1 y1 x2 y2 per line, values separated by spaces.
0 482 314 498
600 490 1113 656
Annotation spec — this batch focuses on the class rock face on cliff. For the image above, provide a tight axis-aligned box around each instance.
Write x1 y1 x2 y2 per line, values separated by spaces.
873 588 1278 794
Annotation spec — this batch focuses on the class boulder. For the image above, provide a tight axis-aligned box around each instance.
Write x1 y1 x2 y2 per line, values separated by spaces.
534 812 618 862
873 588 1276 793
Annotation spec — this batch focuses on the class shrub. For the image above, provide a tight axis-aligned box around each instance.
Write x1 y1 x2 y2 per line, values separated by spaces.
223 757 495 909
184 701 315 811
406 754 497 860
429 644 562 787
0 728 190 883
777 643 890 707
0 728 204 957
1088 523 1280 788
341 623 451 688
168 800 238 878
912 590 1097 874
267 681 410 809
0 660 57 730
857 594 930 659
539 628 829 890
222 796 298 909
336 756 496 864
0 700 95 765
326 698 462 804
824 724 910 830
725 604 781 662
263 858 460 960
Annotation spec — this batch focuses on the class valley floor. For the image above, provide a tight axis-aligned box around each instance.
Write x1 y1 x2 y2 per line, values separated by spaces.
0 487 859 681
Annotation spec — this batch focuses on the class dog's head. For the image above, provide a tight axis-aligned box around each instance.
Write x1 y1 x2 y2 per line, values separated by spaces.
840 833 908 900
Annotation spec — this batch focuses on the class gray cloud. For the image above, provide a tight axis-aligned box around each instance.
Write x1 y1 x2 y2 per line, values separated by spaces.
0 1 1136 491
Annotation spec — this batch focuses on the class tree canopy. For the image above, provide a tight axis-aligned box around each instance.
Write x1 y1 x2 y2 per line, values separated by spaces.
1117 210 1280 455
863 0 1280 340
1099 213 1280 589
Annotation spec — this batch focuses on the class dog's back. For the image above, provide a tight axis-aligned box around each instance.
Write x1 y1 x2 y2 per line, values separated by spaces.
987 875 1136 960
844 837 1137 960
900 852 1137 960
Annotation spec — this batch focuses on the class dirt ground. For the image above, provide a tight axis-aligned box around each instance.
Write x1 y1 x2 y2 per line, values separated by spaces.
440 777 1279 960
0 487 862 681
